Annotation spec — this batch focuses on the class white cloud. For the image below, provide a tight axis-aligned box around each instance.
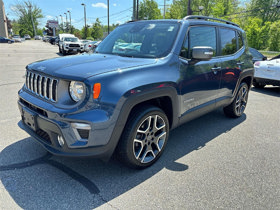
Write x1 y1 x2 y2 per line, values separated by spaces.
67 8 72 11
46 15 54 20
10 6 17 11
92 3 107 9
116 20 122 24
113 3 117 6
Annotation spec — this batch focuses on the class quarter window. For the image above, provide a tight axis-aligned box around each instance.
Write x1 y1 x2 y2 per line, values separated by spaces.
220 28 237 55
237 31 243 50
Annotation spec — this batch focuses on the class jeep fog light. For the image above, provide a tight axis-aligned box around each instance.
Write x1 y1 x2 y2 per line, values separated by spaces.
58 135 65 147
69 81 85 102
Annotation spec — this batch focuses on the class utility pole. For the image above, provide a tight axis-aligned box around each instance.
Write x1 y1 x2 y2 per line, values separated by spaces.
188 0 192 16
136 0 139 20
107 0 110 35
133 0 136 20
28 4 36 37
163 0 166 19
59 15 64 32
68 10 72 34
64 12 68 32
81 3 87 38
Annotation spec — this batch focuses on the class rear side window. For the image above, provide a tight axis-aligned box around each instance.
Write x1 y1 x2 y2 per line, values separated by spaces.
180 26 217 59
220 28 237 55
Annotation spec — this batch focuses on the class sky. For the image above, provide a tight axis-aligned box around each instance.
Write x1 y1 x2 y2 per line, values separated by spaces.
3 0 248 29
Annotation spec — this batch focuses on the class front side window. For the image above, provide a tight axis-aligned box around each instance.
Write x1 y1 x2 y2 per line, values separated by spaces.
220 28 237 55
180 26 217 59
96 22 180 58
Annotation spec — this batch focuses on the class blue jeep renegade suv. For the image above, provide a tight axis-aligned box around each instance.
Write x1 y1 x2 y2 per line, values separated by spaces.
18 16 254 169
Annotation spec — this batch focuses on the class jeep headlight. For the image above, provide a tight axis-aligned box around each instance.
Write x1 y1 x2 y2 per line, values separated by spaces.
69 81 85 102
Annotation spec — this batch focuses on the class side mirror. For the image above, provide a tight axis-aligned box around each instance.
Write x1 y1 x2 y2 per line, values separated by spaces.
263 56 267 61
192 46 214 61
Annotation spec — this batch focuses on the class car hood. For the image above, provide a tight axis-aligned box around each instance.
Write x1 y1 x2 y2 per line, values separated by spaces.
27 53 158 80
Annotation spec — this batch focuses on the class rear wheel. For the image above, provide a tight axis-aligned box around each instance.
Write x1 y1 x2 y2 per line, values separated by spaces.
224 82 249 118
116 106 169 169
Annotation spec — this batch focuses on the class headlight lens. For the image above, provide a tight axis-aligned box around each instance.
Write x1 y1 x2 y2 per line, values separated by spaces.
69 81 85 102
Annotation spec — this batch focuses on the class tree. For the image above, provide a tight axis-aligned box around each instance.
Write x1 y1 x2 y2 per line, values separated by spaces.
138 0 161 20
81 26 92 39
268 21 280 51
91 18 103 40
248 0 280 24
11 0 43 37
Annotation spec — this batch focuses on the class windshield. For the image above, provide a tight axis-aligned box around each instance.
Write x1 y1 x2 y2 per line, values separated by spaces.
96 21 180 58
64 37 78 42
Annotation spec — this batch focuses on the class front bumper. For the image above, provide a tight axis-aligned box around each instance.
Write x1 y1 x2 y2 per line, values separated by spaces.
17 93 118 160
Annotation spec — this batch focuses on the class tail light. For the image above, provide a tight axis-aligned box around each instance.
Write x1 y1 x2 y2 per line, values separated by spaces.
88 44 92 47
254 61 260 67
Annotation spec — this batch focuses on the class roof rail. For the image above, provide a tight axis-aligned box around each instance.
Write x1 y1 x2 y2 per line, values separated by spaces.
183 15 240 28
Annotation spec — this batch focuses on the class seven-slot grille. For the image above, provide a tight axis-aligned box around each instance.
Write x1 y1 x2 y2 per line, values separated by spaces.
25 71 58 102
69 44 80 47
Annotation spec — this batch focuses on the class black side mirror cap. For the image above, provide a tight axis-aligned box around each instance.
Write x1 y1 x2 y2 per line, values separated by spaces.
192 46 214 61
263 56 267 61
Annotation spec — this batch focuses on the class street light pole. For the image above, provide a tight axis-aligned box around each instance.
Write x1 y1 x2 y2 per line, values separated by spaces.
81 3 87 38
64 12 68 32
68 11 72 34
28 5 36 37
60 15 64 32
107 0 110 35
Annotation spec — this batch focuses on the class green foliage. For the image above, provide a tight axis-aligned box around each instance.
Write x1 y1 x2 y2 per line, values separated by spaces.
138 0 161 20
268 21 280 51
11 0 43 37
91 18 103 40
86 37 94 41
81 26 92 39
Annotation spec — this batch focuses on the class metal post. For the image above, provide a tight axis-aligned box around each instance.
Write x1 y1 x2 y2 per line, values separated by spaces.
68 11 72 34
133 0 136 20
107 0 110 35
136 0 139 20
188 0 192 16
81 3 87 37
60 15 64 32
163 0 166 19
28 5 36 37
64 12 68 32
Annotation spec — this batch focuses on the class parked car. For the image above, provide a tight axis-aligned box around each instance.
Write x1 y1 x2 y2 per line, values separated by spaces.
253 57 280 88
58 36 83 55
18 16 254 169
49 36 57 45
0 36 14 43
249 47 267 63
84 41 101 52
12 35 22 42
24 34 31 40
34 35 42 40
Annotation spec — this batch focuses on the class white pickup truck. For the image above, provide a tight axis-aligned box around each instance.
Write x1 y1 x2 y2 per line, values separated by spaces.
58 36 84 55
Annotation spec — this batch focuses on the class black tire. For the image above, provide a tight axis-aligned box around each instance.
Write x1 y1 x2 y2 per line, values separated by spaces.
224 82 249 118
253 81 265 88
59 47 62 53
62 48 66 55
116 106 169 169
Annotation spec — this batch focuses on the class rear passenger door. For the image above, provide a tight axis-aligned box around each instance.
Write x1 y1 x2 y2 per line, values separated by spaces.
218 28 244 101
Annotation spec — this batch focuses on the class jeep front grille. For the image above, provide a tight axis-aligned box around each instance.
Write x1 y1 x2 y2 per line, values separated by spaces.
25 71 58 102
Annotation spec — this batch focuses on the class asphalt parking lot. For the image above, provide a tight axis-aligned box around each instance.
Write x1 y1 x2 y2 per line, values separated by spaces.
0 40 279 209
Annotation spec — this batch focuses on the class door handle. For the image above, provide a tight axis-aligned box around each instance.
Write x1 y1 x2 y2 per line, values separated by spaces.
237 62 244 65
211 67 221 75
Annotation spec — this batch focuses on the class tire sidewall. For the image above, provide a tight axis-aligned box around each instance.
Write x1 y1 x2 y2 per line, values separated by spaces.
123 107 169 168
234 83 249 117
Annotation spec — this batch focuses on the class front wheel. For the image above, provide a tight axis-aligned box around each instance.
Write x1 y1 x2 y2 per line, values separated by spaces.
116 106 169 169
253 81 265 88
224 82 249 118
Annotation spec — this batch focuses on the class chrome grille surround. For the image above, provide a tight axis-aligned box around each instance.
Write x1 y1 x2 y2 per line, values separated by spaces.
25 71 58 102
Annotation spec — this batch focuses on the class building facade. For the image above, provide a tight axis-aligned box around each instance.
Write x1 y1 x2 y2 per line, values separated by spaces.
0 0 8 37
